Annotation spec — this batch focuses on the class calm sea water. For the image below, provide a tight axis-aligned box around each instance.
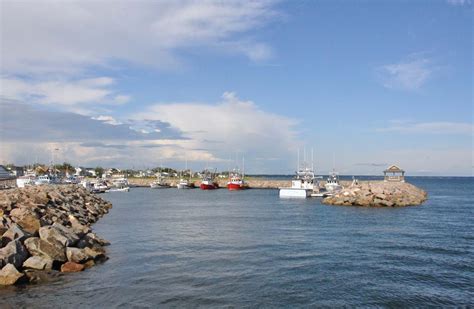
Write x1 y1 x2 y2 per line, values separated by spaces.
1 177 473 307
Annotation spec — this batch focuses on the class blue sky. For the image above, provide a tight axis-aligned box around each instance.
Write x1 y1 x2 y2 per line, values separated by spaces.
0 0 472 175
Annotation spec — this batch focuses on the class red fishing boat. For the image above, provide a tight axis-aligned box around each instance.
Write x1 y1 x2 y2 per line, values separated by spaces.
227 169 248 190
200 170 218 190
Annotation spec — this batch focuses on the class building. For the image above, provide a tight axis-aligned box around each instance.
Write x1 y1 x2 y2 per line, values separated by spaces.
7 166 24 177
0 165 17 189
383 165 405 182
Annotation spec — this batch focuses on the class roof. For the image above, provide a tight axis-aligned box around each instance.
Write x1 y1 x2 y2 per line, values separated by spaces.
0 165 15 180
384 165 405 173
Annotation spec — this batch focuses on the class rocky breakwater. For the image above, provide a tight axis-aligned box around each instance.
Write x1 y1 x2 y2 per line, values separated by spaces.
322 181 427 207
0 185 112 286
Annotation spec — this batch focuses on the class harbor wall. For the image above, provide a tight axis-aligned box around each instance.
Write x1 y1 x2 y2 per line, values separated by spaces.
0 185 111 285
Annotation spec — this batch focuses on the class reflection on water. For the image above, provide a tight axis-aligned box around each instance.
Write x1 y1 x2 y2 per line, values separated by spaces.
1 177 473 307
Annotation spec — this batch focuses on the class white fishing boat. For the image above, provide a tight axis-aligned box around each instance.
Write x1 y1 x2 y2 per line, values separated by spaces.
106 186 130 192
279 167 317 198
176 178 194 189
34 175 52 185
16 175 35 188
107 176 130 192
177 158 195 189
325 170 342 193
150 173 170 189
279 148 318 198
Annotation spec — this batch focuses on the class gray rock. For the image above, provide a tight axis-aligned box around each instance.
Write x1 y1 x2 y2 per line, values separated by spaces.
66 247 89 263
1 223 31 245
39 223 79 247
68 215 90 237
24 237 66 262
23 256 53 270
0 239 28 269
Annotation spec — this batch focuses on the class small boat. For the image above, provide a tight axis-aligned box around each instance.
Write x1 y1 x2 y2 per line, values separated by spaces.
227 168 248 191
200 170 218 190
63 176 80 184
279 167 317 198
325 170 342 193
177 178 195 189
150 173 171 189
107 177 130 192
16 175 35 188
34 175 52 185
92 180 108 193
279 148 318 198
106 186 130 192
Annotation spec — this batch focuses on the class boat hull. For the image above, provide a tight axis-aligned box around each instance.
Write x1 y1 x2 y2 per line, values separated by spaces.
177 183 194 189
227 183 248 191
200 183 218 190
279 187 311 198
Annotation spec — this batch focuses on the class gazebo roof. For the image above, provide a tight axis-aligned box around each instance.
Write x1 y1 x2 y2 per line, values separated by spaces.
384 165 404 173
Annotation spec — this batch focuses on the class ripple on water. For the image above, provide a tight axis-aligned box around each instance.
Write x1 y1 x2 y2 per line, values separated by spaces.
1 178 473 307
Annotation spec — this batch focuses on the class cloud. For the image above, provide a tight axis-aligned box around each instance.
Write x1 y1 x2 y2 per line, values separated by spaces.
92 116 122 126
132 92 300 171
0 99 184 142
0 76 130 110
1 1 279 75
0 99 216 167
377 55 435 90
377 121 474 135
79 142 128 150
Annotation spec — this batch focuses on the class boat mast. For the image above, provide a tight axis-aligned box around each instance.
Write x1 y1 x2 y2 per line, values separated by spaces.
242 156 245 179
303 146 306 169
297 148 300 172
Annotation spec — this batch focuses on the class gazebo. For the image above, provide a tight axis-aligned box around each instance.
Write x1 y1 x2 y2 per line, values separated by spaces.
383 165 405 182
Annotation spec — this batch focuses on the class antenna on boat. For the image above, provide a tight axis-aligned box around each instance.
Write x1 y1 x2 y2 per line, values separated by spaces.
242 156 245 179
297 148 300 172
332 152 336 173
311 148 314 172
303 146 306 168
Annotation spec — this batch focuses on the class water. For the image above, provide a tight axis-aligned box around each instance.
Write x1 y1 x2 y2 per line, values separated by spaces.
1 177 473 307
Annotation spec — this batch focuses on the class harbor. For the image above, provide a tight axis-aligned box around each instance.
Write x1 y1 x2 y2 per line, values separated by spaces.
0 177 471 307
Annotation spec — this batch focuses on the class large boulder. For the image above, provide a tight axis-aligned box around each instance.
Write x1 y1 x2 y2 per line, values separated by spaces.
0 263 25 285
61 261 84 273
68 215 90 237
0 239 28 269
10 208 41 235
23 256 53 270
66 247 89 264
1 223 31 245
39 223 79 247
24 237 66 262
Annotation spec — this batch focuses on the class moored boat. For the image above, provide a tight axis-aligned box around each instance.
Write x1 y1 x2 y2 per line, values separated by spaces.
279 148 319 198
34 175 52 185
150 173 171 189
16 175 35 188
227 169 248 190
325 170 342 193
106 176 130 192
200 170 218 190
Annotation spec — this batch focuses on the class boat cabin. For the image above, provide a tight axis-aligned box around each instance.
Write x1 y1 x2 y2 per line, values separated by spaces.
383 165 405 182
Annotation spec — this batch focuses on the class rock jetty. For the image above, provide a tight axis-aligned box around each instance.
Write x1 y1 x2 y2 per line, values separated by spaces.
322 181 427 207
0 185 112 285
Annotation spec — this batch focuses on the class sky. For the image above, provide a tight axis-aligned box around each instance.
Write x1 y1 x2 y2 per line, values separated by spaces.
0 0 472 176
